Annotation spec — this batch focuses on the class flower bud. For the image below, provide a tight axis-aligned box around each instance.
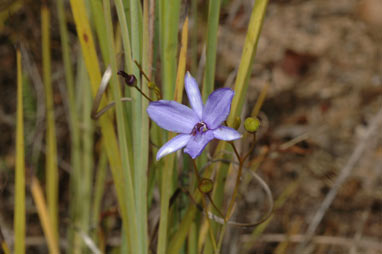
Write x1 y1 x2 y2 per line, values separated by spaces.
232 116 241 130
117 70 136 86
198 178 213 194
244 117 260 133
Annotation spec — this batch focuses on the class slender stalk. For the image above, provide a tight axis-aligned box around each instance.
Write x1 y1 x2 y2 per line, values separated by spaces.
134 84 153 102
14 48 25 254
192 160 217 251
41 4 59 242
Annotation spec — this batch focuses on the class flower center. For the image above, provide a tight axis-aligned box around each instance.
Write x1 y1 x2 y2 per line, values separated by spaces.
191 122 208 136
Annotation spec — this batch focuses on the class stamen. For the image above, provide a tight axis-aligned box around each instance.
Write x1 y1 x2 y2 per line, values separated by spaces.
191 122 208 136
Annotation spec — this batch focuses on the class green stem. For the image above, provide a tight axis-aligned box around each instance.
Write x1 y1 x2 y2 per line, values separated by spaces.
192 160 217 252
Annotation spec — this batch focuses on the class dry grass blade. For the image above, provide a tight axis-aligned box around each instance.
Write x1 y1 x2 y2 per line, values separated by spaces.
174 16 189 102
30 177 60 254
14 47 25 254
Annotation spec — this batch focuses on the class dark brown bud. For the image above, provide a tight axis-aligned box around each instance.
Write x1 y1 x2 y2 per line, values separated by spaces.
117 70 136 86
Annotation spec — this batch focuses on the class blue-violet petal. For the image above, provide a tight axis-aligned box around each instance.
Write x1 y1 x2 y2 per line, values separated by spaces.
184 131 214 159
185 72 203 119
156 134 191 160
213 126 242 141
147 100 199 133
202 88 234 129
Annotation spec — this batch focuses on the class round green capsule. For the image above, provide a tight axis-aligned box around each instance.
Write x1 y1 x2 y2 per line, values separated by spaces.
199 178 213 194
244 117 260 133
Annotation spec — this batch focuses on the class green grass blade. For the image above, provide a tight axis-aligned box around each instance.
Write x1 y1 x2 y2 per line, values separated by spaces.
118 0 147 252
114 0 133 73
91 147 107 245
202 0 221 101
103 0 139 252
136 0 151 252
80 59 95 251
190 0 198 73
113 0 135 179
41 4 59 242
89 0 109 63
127 0 142 201
156 2 181 253
14 47 25 254
228 0 269 124
187 223 197 254
56 0 84 252
69 1 138 252
157 16 188 254
157 14 186 254
159 0 180 100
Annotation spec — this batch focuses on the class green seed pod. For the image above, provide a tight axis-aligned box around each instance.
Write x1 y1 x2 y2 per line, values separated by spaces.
232 116 241 130
199 178 213 194
244 117 260 133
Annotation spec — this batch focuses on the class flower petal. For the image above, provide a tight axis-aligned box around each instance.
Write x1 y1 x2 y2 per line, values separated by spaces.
184 131 214 159
185 72 203 119
156 134 191 160
213 126 242 141
147 100 199 133
202 88 234 129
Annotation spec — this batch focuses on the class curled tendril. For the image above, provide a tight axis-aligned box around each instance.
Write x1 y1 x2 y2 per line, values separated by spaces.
207 169 273 227
190 158 274 228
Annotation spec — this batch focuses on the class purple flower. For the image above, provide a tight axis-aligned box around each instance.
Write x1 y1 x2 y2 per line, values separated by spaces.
147 72 242 160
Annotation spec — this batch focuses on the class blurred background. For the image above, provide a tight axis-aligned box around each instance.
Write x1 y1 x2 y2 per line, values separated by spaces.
0 0 381 253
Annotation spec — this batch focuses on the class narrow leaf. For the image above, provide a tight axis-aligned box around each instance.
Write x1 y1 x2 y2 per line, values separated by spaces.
14 47 25 254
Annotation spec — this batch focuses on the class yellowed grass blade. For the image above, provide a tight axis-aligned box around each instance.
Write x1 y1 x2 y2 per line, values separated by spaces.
30 177 60 254
14 47 25 254
41 4 59 241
